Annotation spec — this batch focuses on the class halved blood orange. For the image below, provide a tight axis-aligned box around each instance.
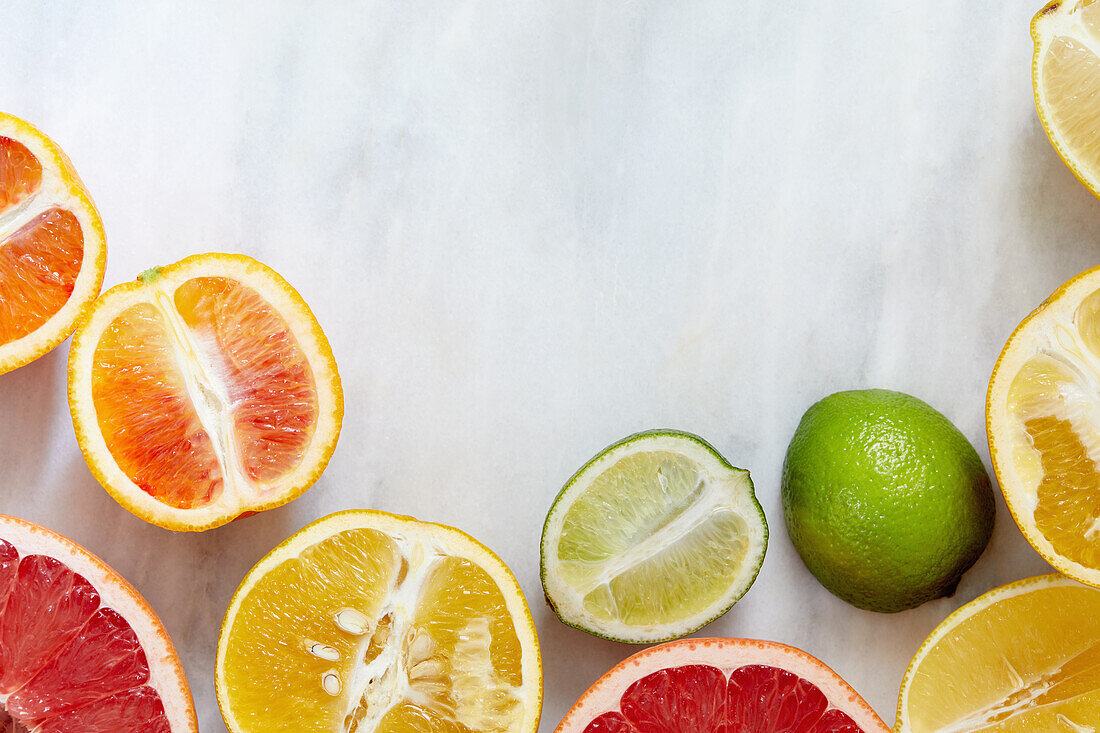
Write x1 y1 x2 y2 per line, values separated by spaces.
0 112 106 375
68 253 343 531
0 514 196 732
556 638 888 733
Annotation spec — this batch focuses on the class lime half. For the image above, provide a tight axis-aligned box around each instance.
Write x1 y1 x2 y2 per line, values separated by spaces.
540 430 768 644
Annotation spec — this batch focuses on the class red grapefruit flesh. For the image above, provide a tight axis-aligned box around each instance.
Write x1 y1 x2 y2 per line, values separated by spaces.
0 516 195 732
557 639 888 733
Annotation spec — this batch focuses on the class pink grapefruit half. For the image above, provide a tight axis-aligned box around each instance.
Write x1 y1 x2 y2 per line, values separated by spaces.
557 638 888 733
0 514 197 732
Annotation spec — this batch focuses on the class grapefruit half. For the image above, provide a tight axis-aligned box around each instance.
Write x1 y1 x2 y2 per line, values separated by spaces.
556 638 888 733
0 514 196 732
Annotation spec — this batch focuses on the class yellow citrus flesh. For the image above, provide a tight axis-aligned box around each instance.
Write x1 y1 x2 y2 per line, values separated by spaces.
0 113 105 374
989 266 1100 586
898 575 1100 732
1032 0 1100 196
216 511 542 733
68 254 342 531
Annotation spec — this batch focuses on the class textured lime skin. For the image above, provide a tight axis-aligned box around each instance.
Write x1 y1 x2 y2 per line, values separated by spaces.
782 389 995 613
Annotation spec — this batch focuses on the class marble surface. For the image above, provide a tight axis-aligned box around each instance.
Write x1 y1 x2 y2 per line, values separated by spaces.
1 1 1097 729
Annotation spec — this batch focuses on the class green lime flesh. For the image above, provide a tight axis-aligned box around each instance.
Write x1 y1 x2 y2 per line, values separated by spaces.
782 389 995 614
541 430 768 643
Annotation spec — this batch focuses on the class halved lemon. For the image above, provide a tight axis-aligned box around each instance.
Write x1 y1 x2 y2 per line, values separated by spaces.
1032 0 1100 196
0 111 105 374
541 430 768 644
988 264 1100 586
68 253 342 531
897 573 1100 731
215 510 543 733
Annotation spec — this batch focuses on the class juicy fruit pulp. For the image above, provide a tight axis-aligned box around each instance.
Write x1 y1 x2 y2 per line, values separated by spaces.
1004 287 1100 569
1034 0 1100 192
782 390 994 613
90 275 318 510
557 451 751 624
0 539 170 733
219 518 536 733
900 576 1100 731
0 137 84 348
543 431 767 643
582 663 862 733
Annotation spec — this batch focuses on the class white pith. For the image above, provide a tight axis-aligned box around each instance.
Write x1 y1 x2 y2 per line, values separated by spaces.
0 115 104 373
988 267 1100 585
0 515 196 732
555 638 887 733
542 433 767 643
216 511 543 733
68 255 342 528
896 574 1097 732
1033 0 1100 191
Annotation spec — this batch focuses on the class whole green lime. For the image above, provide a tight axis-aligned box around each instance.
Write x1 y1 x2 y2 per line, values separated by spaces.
782 389 995 613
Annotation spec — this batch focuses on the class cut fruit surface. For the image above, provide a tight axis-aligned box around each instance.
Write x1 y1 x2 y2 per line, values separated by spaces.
0 514 196 732
1032 0 1100 197
541 430 767 644
0 112 106 374
215 510 542 733
897 573 1100 732
67 253 342 531
988 264 1100 586
556 637 888 733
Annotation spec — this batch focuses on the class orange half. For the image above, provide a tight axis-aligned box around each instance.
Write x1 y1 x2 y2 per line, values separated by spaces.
68 253 343 531
0 112 106 374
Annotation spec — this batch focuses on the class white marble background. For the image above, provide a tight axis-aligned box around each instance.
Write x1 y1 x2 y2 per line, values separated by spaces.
0 1 1093 730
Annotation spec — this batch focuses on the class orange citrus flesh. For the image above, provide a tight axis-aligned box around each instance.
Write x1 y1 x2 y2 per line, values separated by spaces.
0 205 84 347
89 276 318 511
221 528 525 732
0 136 42 213
90 302 224 509
900 578 1100 731
0 115 105 376
173 276 318 483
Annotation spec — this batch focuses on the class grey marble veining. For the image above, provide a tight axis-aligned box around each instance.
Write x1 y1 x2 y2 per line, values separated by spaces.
0 1 1096 730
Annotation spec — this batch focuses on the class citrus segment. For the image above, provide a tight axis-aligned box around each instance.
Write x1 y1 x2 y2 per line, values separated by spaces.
91 303 223 510
0 515 195 732
897 574 1100 732
0 209 83 347
0 136 42 213
36 687 171 733
0 113 105 374
69 254 342 531
989 265 1100 585
172 276 318 483
216 510 542 733
542 431 767 643
556 638 887 733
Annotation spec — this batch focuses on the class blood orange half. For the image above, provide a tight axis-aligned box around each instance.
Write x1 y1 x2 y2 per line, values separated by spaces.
556 638 888 733
0 514 196 732
0 112 106 375
67 253 343 531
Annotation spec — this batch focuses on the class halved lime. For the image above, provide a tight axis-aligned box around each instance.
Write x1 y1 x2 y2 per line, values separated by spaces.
540 430 768 644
